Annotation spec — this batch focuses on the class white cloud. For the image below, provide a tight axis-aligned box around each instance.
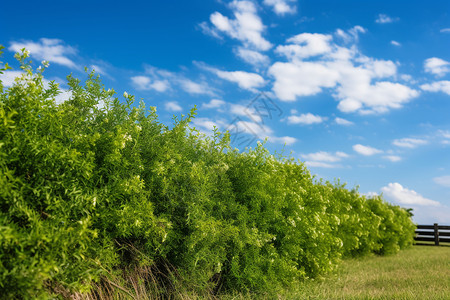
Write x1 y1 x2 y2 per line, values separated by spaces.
275 33 333 60
270 136 297 145
392 138 428 148
229 120 297 146
0 70 24 87
335 117 354 126
201 99 226 109
383 155 402 162
230 103 263 123
9 38 78 69
375 14 399 24
335 26 366 43
286 112 326 125
263 0 296 15
302 149 349 168
304 161 339 168
301 151 348 162
179 79 214 95
206 0 272 51
90 64 109 76
269 61 339 101
54 90 73 105
214 69 266 90
336 80 418 114
381 183 440 206
353 144 382 156
192 117 220 132
440 28 450 33
424 57 450 77
131 75 170 92
433 175 450 187
391 40 401 46
269 33 419 114
421 81 450 95
235 47 270 66
165 101 182 112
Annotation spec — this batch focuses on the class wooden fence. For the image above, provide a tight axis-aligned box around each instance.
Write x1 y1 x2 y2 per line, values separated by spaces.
414 223 450 246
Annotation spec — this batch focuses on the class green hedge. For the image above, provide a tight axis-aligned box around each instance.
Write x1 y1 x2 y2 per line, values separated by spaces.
0 49 416 298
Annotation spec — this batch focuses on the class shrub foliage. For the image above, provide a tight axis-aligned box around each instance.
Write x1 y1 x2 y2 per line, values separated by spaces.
0 49 416 298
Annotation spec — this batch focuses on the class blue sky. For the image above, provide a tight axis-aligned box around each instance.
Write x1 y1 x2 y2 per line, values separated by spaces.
1 0 450 224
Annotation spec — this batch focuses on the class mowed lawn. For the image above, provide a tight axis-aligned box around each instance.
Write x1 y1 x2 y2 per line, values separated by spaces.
285 246 450 300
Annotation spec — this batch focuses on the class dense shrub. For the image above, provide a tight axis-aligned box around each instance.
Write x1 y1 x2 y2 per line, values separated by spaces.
0 49 415 298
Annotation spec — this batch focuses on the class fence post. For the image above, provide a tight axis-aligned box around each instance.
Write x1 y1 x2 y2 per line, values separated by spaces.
434 223 439 246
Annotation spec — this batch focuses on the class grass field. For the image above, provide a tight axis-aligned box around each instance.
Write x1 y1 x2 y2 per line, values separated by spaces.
281 246 450 300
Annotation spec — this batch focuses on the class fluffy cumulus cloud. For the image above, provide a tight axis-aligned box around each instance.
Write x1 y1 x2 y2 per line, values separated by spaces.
9 38 78 69
263 0 297 15
275 33 333 59
433 175 450 187
269 61 339 101
392 138 428 148
375 14 399 24
164 101 182 112
424 57 450 76
204 0 272 51
353 144 383 156
214 69 266 90
268 28 419 114
286 112 326 125
381 183 440 206
421 81 450 95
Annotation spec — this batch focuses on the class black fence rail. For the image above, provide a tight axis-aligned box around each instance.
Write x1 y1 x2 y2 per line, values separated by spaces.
414 223 450 246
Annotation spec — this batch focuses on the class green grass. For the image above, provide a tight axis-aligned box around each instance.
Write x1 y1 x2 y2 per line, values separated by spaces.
283 246 450 300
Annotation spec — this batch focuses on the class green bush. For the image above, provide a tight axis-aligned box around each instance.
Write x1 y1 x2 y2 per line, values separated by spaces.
0 48 416 298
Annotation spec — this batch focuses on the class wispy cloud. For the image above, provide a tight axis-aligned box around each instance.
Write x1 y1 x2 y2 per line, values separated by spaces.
433 175 450 187
301 151 349 162
375 14 399 24
9 38 78 69
392 138 428 148
391 40 401 46
235 47 270 66
335 117 354 126
383 155 402 162
286 112 326 125
164 101 182 112
353 144 383 156
301 151 348 168
201 99 226 110
131 75 170 92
